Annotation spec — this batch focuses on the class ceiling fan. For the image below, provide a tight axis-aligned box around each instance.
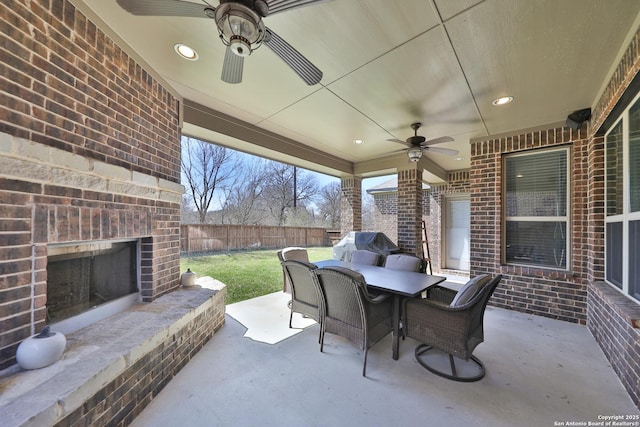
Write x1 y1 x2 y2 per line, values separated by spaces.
115 0 326 85
388 122 458 162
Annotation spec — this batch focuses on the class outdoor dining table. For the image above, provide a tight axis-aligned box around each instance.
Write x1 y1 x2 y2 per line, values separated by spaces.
314 259 447 360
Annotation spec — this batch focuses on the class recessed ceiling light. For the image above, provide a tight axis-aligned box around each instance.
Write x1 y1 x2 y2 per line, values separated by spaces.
454 157 464 161
353 139 364 145
492 96 513 106
174 43 198 61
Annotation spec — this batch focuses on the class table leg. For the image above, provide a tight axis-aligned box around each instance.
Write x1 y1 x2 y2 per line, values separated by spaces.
392 294 400 360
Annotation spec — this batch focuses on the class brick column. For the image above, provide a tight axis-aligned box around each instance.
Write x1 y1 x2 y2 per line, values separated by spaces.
586 134 605 283
397 167 423 255
340 176 362 235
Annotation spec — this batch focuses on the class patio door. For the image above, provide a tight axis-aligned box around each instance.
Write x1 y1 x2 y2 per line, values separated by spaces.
444 195 470 271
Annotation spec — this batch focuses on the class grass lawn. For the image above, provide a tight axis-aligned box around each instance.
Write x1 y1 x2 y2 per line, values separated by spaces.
180 247 333 305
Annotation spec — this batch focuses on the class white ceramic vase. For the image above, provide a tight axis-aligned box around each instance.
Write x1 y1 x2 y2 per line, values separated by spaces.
180 268 196 287
16 326 66 370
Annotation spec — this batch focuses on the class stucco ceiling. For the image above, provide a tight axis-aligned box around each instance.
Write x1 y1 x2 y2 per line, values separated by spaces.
73 0 640 182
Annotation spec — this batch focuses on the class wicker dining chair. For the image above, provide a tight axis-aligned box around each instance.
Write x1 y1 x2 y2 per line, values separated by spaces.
350 249 381 266
277 247 310 293
383 253 424 272
281 260 322 330
403 274 503 382
314 266 393 376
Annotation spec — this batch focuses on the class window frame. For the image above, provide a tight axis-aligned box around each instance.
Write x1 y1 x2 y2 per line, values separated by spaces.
501 147 571 270
442 193 471 272
604 90 640 303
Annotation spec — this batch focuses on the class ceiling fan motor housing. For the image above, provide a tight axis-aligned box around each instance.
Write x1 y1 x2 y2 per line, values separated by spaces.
219 0 269 17
407 135 426 146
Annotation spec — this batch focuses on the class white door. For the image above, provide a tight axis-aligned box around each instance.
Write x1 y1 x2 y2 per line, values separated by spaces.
444 196 470 271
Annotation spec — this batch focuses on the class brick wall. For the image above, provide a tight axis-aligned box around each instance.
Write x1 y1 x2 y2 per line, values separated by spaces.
1 0 180 182
588 283 640 408
470 128 589 324
372 192 397 243
0 0 182 370
586 24 640 410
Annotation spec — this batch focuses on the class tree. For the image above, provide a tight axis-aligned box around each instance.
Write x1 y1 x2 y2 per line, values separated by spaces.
181 137 236 223
285 205 318 227
180 194 199 224
263 163 318 226
316 181 341 228
220 158 268 225
362 191 375 231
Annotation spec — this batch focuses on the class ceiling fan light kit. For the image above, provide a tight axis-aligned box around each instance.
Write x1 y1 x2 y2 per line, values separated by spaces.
215 3 265 57
407 148 423 162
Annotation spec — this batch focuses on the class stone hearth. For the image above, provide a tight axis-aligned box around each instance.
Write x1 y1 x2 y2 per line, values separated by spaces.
0 279 225 427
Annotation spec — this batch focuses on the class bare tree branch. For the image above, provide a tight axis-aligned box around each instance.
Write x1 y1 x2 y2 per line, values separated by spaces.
317 181 341 228
221 158 268 224
181 137 236 223
262 163 318 226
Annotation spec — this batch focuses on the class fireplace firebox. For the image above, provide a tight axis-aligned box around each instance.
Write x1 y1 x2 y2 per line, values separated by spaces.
47 240 140 332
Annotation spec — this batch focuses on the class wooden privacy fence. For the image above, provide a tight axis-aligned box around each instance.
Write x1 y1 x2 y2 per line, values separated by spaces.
180 224 333 254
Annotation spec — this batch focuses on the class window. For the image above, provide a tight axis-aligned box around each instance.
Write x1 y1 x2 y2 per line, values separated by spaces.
605 92 640 302
503 148 569 269
444 196 470 271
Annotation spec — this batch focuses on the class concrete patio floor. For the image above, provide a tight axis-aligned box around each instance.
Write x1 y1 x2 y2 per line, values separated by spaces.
131 292 639 427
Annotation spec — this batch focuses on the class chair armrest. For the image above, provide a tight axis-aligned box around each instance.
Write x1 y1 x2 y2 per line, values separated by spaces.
365 291 392 304
403 296 475 338
419 299 450 309
404 295 475 315
426 285 457 304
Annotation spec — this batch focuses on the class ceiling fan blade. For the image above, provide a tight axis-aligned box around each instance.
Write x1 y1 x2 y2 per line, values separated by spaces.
263 27 322 85
424 147 459 156
387 138 411 147
266 0 331 16
221 47 243 84
116 0 211 17
422 136 455 146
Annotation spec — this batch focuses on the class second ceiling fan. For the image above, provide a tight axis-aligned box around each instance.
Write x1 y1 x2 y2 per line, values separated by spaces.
388 122 458 162
116 0 326 85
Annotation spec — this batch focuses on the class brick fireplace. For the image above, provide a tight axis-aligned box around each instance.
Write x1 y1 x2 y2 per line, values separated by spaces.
0 1 184 370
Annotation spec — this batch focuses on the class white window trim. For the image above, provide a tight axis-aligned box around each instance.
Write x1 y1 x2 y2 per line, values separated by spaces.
502 147 571 270
442 193 471 272
604 90 640 303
